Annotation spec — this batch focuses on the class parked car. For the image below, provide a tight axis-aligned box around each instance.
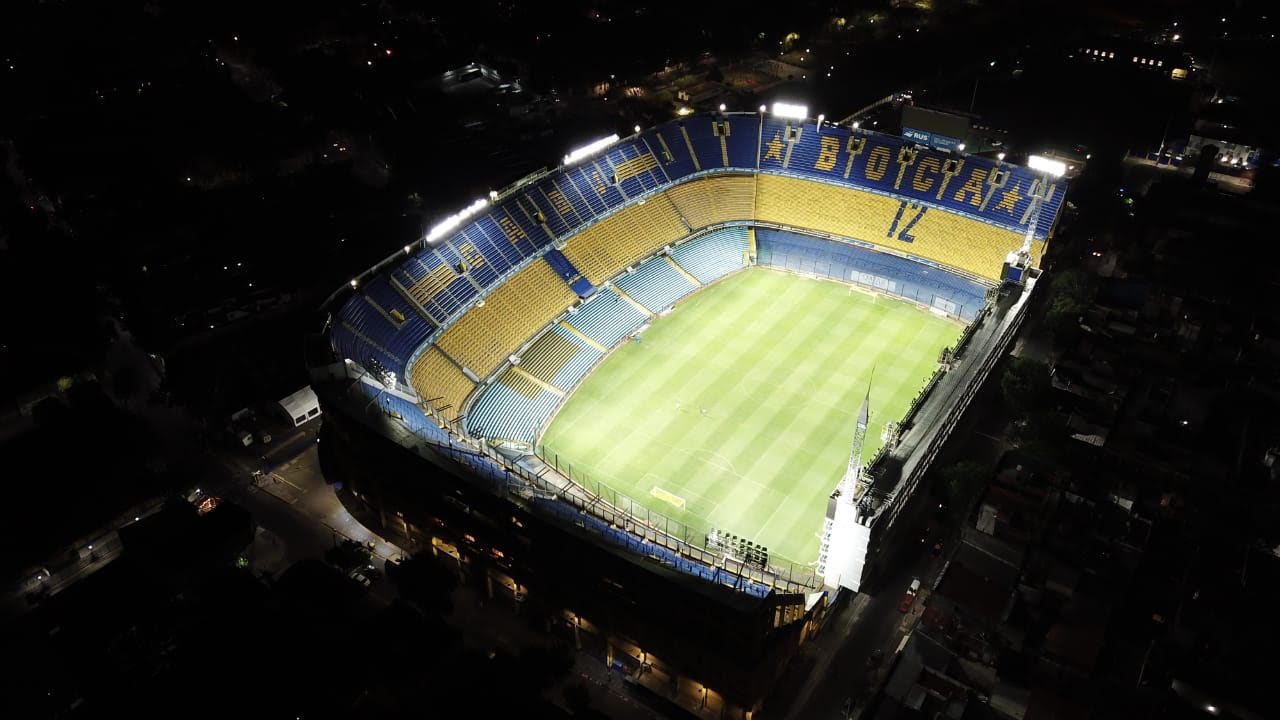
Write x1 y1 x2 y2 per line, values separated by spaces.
349 570 372 588
899 578 922 613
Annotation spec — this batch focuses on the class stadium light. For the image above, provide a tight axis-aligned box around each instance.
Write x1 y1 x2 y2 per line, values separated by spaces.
718 103 726 112
758 104 767 113
425 197 489 243
997 152 1006 162
852 120 860 130
676 106 693 116
957 143 966 152
817 113 825 129
563 133 620 166
350 279 358 288
771 101 808 119
404 245 412 254
488 190 498 200
1027 154 1068 177
634 124 641 133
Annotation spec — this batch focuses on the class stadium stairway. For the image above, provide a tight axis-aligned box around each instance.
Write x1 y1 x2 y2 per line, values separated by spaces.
563 288 648 348
669 228 750 284
613 255 698 314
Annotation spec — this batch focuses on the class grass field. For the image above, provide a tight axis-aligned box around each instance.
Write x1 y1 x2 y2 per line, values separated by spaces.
539 268 963 565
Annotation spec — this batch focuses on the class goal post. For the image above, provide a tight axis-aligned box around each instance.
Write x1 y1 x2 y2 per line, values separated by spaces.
649 486 687 509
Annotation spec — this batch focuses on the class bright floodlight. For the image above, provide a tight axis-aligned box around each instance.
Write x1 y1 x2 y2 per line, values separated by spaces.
758 104 767 113
997 152 1006 161
852 120 860 129
772 101 808 119
563 133 620 166
1028 154 1068 177
634 124 641 133
957 143 966 152
426 197 489 243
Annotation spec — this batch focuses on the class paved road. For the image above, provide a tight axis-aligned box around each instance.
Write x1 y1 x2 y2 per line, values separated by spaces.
772 540 943 720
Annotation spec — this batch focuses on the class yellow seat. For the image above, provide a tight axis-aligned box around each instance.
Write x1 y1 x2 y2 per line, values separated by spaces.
753 175 1022 281
435 259 576 377
408 347 474 419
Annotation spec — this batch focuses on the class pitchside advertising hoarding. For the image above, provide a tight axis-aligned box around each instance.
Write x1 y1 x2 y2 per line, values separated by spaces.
902 127 965 152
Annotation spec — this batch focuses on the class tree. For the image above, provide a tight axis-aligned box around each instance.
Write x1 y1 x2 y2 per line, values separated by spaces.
1000 357 1050 410
935 460 991 509
1044 269 1095 332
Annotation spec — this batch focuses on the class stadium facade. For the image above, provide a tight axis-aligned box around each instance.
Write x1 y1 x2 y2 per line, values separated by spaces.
309 110 1065 717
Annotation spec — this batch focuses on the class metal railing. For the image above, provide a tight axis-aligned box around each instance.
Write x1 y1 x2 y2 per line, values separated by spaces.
533 444 823 592
332 362 824 594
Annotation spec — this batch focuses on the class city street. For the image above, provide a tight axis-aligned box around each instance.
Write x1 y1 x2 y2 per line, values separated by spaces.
767 537 946 720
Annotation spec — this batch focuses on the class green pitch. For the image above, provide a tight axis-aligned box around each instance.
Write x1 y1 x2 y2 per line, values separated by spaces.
539 268 963 566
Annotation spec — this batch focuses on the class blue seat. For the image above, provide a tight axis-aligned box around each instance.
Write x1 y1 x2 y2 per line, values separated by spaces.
465 377 562 443
755 229 988 321
669 228 749 283
613 255 698 313
548 326 603 390
563 288 648 347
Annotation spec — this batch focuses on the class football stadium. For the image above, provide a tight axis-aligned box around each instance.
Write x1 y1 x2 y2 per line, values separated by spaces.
311 107 1065 717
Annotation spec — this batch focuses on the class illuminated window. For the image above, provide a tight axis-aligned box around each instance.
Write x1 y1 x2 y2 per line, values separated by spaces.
1133 56 1139 62
1158 60 1164 67
1109 52 1115 58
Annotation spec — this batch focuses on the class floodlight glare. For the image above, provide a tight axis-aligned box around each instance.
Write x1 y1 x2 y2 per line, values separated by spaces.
634 124 641 133
426 197 489 243
771 101 808 119
1028 155 1068 177
758 104 767 113
957 143 966 152
997 152 1006 161
563 134 620 166
852 120 860 129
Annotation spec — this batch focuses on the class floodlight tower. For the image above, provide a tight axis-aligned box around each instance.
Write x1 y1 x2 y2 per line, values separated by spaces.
818 377 875 591
1003 154 1066 284
837 384 872 502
